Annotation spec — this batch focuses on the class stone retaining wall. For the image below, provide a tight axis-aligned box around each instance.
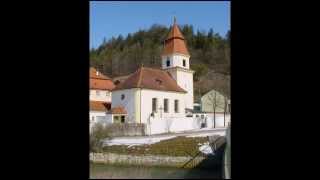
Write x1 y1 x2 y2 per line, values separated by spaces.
90 153 208 168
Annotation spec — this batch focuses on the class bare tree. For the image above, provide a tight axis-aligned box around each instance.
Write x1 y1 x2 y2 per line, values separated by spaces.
206 90 226 128
224 97 228 127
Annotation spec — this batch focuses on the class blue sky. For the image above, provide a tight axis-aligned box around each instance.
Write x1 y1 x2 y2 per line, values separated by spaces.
90 1 230 49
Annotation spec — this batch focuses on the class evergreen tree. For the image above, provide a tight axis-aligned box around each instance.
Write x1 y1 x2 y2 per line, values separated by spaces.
90 24 230 96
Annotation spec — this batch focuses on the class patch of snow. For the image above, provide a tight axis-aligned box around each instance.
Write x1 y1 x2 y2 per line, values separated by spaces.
186 131 226 138
199 143 214 155
103 136 176 146
184 127 227 132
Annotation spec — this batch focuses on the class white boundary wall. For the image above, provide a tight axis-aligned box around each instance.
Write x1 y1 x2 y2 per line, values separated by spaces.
146 117 202 135
145 113 231 135
206 113 231 128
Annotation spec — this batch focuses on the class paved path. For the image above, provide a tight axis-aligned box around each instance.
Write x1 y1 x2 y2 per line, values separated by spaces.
108 128 227 140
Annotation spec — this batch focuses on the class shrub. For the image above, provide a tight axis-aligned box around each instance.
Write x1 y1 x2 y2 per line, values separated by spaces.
90 123 110 152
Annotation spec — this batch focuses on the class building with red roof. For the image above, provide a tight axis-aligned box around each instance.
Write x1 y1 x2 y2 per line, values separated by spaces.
110 18 194 127
89 67 115 126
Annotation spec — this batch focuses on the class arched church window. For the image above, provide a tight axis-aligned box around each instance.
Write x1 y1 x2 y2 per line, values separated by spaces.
183 59 186 67
166 57 170 67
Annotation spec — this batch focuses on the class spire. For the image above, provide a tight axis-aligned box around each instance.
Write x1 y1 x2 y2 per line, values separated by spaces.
161 17 190 56
165 17 184 41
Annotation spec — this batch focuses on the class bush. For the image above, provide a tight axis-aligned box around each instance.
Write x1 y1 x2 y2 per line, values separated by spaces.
90 123 110 152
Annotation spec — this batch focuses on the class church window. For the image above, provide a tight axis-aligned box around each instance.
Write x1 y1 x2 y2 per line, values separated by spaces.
166 57 170 67
152 98 157 112
183 59 186 67
174 100 179 113
164 99 169 113
121 94 125 100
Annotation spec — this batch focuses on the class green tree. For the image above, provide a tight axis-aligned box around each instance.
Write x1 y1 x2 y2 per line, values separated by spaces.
191 63 208 82
89 23 230 93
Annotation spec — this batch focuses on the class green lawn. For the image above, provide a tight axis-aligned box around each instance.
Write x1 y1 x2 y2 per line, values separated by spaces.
102 136 208 157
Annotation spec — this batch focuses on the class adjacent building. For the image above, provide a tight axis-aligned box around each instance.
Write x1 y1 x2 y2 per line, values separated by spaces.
201 89 231 127
89 67 115 127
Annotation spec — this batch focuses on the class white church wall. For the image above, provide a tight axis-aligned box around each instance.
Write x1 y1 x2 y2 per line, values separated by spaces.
90 89 112 102
140 89 186 125
176 70 194 109
163 68 194 110
111 89 137 123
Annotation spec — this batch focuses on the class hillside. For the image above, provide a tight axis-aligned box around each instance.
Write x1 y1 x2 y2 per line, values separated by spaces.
90 24 230 101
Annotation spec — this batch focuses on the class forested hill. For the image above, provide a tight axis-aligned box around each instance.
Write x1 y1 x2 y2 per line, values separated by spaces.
90 24 230 101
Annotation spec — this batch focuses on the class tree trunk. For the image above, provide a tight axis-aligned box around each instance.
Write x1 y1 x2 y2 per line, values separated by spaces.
213 107 216 128
223 110 226 127
224 97 227 127
213 92 217 128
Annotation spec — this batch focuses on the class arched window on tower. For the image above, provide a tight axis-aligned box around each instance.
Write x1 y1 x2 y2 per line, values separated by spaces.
183 59 186 67
166 57 170 67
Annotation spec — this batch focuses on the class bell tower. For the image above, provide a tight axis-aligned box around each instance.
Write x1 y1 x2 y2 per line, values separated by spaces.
161 17 194 110
161 17 191 70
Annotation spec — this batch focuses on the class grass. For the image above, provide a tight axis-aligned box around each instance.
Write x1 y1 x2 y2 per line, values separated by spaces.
102 136 209 157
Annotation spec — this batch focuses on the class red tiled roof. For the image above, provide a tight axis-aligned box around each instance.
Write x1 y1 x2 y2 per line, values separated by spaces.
112 74 131 85
90 78 115 90
107 106 127 114
90 67 111 80
113 67 187 93
90 67 115 90
90 101 111 111
161 19 190 56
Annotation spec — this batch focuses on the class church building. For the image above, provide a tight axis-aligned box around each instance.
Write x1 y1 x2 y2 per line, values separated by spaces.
109 18 194 125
